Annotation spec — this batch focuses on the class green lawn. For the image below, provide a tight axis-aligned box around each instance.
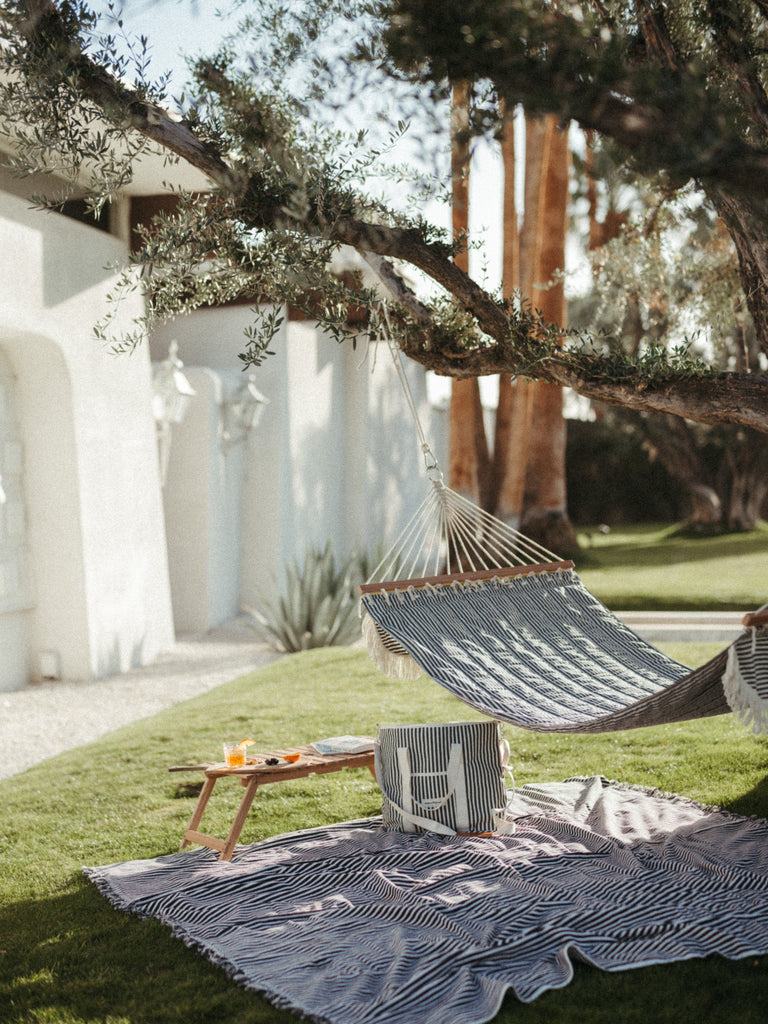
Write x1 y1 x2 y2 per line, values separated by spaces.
576 521 768 611
3 644 768 1024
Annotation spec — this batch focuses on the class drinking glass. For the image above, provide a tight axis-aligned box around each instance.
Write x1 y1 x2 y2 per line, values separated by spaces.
223 741 246 767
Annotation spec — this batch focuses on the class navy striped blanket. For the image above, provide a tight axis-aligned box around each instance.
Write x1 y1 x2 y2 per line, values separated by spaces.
84 778 768 1024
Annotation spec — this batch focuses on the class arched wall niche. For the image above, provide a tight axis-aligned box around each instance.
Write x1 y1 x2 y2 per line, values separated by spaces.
0 330 90 688
0 345 32 689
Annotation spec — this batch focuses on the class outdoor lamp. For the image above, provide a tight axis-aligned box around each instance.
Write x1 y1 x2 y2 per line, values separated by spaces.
221 373 269 449
152 340 196 484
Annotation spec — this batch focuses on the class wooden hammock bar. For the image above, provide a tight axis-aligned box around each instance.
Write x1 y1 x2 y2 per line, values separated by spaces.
359 560 576 595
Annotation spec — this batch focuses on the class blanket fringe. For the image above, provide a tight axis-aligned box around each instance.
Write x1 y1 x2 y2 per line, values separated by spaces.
722 641 768 734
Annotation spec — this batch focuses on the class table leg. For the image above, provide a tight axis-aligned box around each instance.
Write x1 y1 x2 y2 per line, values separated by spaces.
180 774 218 850
221 778 260 861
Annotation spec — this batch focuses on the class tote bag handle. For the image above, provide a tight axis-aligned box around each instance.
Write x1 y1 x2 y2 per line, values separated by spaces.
375 741 469 835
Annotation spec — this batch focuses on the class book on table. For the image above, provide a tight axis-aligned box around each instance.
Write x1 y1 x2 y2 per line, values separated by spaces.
310 736 375 755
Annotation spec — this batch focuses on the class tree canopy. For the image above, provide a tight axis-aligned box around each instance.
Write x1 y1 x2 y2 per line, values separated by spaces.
2 0 768 431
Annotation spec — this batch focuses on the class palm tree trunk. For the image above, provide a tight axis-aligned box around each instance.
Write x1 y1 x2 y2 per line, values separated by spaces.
448 81 491 516
493 105 535 529
520 117 579 555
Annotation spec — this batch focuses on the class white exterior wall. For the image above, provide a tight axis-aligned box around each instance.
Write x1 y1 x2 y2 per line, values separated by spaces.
151 306 440 622
160 367 247 632
0 169 447 686
0 191 174 688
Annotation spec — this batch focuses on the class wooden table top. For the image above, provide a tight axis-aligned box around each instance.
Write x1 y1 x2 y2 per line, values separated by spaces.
170 743 375 782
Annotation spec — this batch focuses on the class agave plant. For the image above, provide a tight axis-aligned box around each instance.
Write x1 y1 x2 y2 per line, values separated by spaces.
248 541 364 653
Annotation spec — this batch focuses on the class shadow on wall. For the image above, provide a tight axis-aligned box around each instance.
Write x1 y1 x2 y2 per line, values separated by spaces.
94 633 153 681
285 345 432 567
42 214 117 308
364 364 436 554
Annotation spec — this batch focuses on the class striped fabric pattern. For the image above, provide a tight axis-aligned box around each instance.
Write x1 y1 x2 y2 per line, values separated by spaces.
360 568 761 732
376 721 507 833
84 778 768 1023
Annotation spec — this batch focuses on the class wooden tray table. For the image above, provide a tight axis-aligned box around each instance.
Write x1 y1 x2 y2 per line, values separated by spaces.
170 744 376 861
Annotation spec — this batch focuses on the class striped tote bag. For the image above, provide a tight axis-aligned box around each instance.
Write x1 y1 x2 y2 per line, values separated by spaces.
375 721 509 835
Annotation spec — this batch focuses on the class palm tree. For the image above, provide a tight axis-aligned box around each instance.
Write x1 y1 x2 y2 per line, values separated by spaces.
448 95 578 554
448 82 492 517
519 116 578 554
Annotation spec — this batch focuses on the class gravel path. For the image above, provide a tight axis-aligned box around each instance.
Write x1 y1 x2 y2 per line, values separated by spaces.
0 620 281 781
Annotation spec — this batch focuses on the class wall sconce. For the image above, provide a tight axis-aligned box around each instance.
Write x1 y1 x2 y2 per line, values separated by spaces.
221 373 269 450
152 340 196 484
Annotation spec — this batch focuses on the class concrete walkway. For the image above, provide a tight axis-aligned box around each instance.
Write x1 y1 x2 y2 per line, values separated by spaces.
617 610 746 644
0 612 748 783
0 619 281 782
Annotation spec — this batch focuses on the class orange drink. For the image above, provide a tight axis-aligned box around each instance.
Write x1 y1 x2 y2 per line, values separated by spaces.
223 743 246 767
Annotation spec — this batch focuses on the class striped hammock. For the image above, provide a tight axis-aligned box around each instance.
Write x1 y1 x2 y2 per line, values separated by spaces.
359 485 768 734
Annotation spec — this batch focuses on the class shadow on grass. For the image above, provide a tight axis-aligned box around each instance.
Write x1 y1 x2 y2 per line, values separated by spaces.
493 955 768 1024
723 774 768 820
0 876 296 1024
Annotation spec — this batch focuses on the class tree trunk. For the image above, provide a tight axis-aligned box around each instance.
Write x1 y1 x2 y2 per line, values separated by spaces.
493 379 534 529
633 414 721 529
585 130 627 252
492 104 534 528
448 81 492 519
519 117 579 555
711 188 768 360
717 434 768 532
449 380 492 507
624 405 768 533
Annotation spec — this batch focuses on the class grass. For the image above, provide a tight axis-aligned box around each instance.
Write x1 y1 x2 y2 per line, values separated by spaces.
575 521 768 611
3 643 768 1024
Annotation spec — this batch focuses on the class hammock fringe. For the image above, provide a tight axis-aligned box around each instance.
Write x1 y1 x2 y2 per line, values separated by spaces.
722 640 768 734
362 611 423 681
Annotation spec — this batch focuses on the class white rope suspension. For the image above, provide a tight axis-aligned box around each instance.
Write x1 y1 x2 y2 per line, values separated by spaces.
366 478 562 587
380 306 442 477
365 310 563 588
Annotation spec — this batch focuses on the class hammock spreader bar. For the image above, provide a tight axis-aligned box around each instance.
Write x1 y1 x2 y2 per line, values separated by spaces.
359 560 576 595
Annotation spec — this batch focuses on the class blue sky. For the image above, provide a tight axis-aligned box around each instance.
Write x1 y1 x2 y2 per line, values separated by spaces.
89 1 504 280
87 3 592 305
90 1 228 91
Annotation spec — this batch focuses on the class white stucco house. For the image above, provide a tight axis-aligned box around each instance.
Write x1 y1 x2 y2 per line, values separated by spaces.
0 150 438 691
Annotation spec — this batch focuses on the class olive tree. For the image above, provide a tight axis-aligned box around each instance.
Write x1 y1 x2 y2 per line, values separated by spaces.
2 1 768 432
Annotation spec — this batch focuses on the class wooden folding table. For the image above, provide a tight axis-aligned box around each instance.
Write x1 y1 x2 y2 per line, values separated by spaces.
170 744 376 861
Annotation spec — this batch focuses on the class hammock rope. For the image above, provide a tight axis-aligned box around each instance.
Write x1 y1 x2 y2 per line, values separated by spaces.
367 314 561 581
364 477 564 586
